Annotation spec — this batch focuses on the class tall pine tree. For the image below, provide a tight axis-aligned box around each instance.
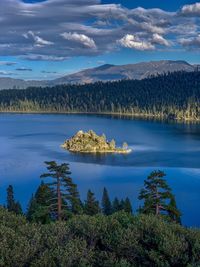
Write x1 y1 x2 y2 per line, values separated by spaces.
41 161 82 220
138 170 181 223
6 185 22 215
101 187 112 215
41 161 72 220
26 182 54 223
66 178 82 214
85 189 100 215
168 195 182 224
124 197 133 214
112 197 121 213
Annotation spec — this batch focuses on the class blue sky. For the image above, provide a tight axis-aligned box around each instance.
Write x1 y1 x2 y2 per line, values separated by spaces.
0 0 200 80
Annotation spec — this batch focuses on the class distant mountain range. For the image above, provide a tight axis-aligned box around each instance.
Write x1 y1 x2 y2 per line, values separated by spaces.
0 60 196 90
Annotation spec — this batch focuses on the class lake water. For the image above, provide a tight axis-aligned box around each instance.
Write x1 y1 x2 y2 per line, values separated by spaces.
0 114 200 227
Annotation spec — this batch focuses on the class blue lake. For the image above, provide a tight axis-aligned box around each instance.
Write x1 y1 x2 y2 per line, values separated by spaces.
0 114 200 226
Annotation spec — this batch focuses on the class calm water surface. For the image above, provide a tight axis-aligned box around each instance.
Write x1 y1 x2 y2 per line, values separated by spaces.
0 114 200 226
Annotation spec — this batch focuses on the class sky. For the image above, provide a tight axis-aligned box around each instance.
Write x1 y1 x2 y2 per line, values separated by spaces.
0 0 200 80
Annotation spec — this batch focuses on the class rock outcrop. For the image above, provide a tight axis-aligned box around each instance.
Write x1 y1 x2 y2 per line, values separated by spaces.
61 130 131 153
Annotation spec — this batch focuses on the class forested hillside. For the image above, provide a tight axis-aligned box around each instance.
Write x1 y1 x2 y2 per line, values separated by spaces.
0 71 199 121
1 208 200 267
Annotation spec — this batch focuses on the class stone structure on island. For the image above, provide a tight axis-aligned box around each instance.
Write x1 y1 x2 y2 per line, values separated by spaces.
61 130 131 154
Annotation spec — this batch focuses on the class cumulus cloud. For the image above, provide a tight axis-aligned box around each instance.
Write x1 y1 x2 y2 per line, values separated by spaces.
152 33 171 47
61 32 96 49
179 35 200 48
23 31 54 47
0 0 200 61
181 2 200 16
118 34 155 51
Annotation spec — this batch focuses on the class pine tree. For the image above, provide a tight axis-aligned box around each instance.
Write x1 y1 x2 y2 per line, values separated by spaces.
7 185 15 212
41 161 81 220
66 178 82 214
123 197 132 214
14 201 23 215
168 195 182 224
26 182 54 223
138 170 181 222
6 185 22 215
120 199 125 210
112 197 121 213
85 189 99 215
27 194 37 221
40 161 72 220
101 187 112 215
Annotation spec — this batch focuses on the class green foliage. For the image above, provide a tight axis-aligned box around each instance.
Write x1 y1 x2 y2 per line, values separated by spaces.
84 189 100 216
0 71 199 121
6 185 22 215
168 195 182 224
138 170 181 223
26 182 54 223
66 179 83 215
112 197 121 213
41 161 82 220
123 197 132 214
101 187 112 215
0 208 200 267
112 197 133 214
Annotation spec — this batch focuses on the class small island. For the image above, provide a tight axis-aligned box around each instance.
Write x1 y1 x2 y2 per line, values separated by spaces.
61 130 131 154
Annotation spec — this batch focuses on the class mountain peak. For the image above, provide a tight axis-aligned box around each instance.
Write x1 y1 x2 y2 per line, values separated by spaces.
95 64 115 71
0 60 196 90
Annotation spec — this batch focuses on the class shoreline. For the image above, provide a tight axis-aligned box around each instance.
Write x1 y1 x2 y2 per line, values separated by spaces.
61 146 132 154
0 110 199 123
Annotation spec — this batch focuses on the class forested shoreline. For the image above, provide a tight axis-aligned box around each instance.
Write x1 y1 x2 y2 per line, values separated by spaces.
0 71 199 121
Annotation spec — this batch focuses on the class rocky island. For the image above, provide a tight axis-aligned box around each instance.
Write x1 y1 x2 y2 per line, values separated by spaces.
61 130 131 154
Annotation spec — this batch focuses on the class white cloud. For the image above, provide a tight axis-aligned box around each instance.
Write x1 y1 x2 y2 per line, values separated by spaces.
181 3 200 16
152 33 171 46
0 70 15 75
118 34 155 51
0 0 200 60
61 32 96 49
141 23 165 35
179 35 200 48
24 31 54 47
23 54 69 61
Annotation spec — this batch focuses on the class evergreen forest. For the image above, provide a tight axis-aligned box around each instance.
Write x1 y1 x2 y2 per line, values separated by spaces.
0 71 199 121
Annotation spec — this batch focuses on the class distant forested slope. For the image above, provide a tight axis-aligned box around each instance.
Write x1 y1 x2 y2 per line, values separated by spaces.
0 71 199 121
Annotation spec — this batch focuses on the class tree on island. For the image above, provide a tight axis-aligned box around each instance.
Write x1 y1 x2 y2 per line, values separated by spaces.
122 142 128 150
138 170 181 223
84 189 100 215
6 185 22 215
40 161 81 220
110 139 116 149
101 187 112 215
